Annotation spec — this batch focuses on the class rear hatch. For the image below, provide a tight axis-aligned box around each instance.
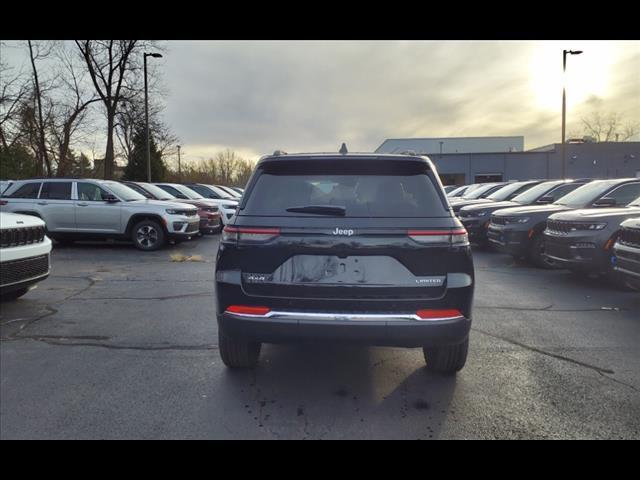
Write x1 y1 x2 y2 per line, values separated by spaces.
220 157 470 301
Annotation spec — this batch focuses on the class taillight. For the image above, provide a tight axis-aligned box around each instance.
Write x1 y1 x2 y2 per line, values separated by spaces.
408 228 469 246
226 305 271 316
222 226 280 243
0 200 7 206
416 309 463 320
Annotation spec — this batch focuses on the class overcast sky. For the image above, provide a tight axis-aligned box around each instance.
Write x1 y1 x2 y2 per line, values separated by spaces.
3 40 639 164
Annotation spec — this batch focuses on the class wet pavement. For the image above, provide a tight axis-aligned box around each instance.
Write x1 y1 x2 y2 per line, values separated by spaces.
1 235 639 439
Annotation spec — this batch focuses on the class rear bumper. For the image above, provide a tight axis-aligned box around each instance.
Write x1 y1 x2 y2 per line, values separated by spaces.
218 311 471 348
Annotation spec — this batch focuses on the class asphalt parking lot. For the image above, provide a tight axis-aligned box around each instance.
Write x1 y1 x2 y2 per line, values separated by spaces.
1 235 639 439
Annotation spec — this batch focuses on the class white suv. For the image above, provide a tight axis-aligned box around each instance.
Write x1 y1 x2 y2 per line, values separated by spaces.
0 212 52 301
0 179 199 251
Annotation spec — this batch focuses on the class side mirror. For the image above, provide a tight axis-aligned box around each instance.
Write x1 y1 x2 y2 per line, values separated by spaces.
537 195 554 204
593 197 616 207
104 194 119 203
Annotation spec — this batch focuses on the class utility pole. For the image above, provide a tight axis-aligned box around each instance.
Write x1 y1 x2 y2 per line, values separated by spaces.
143 52 163 183
177 145 182 181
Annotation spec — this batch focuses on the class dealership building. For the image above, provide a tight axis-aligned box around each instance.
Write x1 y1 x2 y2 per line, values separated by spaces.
375 136 640 185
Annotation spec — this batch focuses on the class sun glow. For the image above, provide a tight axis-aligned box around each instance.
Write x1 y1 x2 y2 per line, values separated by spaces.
529 42 617 111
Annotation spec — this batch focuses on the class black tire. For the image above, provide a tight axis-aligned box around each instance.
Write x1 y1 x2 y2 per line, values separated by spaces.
218 327 261 368
529 233 556 269
1 287 29 302
423 338 469 374
131 219 166 251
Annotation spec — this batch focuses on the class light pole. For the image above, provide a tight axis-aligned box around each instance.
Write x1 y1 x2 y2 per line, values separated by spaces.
144 52 163 183
177 145 182 181
561 49 582 179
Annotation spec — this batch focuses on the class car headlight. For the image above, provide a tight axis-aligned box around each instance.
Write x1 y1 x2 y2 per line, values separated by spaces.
505 217 530 224
165 209 183 215
585 223 607 231
476 210 488 217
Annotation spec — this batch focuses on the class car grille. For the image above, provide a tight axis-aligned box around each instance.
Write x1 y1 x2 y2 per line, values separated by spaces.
186 222 200 233
1 226 46 248
491 216 507 226
0 254 50 287
618 227 640 249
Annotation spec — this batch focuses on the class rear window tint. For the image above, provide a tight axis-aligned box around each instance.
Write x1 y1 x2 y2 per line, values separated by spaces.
243 167 447 218
40 182 72 200
5 182 41 198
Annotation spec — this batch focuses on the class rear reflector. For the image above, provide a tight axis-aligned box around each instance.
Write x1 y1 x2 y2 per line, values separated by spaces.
416 309 463 320
226 305 271 316
408 229 469 245
222 226 280 243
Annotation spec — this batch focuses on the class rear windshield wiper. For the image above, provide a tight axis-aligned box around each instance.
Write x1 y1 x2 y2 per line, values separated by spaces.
285 205 346 216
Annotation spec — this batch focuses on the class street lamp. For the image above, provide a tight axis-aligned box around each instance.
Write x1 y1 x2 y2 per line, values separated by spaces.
144 52 163 183
561 49 582 179
177 144 182 181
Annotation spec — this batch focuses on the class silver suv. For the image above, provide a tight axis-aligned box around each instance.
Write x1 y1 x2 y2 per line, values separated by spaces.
0 179 199 251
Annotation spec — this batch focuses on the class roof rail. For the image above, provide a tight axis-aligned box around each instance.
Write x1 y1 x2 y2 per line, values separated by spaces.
273 150 288 156
399 150 417 156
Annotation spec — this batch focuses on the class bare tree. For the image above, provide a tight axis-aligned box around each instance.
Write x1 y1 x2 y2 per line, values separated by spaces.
582 112 639 142
27 40 55 176
0 60 30 150
75 40 144 179
48 46 101 176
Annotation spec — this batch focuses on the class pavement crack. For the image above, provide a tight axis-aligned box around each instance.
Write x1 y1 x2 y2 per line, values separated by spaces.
66 292 211 301
475 304 625 313
2 335 218 351
472 327 615 375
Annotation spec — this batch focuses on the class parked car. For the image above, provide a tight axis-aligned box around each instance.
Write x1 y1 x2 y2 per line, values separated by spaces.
448 183 509 213
0 211 52 300
180 183 239 224
459 179 591 246
215 151 474 373
543 196 640 281
0 180 14 195
453 180 543 216
216 185 242 198
488 178 640 268
122 181 222 234
443 185 460 194
229 186 244 195
0 179 199 251
447 185 470 197
612 217 640 290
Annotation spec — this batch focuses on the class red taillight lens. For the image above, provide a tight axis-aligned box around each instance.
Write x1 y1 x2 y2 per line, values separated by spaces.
408 229 469 245
0 200 7 206
222 226 280 243
416 309 463 320
226 305 271 316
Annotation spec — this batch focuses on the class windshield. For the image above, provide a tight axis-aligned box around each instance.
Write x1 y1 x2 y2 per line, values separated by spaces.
206 185 234 199
463 183 500 199
628 196 640 207
554 180 622 208
487 182 534 201
103 181 146 201
172 184 205 200
511 181 562 204
448 185 467 197
139 182 176 200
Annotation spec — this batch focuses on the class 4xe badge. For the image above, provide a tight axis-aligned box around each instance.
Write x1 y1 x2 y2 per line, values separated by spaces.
332 228 354 236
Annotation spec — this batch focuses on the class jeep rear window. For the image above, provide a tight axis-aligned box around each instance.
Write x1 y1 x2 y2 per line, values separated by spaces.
242 162 447 217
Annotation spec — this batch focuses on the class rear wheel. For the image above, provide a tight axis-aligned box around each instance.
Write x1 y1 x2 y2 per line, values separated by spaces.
423 338 468 374
218 327 261 368
132 220 166 251
529 233 556 269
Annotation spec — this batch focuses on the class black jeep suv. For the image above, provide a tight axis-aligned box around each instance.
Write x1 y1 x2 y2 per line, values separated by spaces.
488 178 640 268
215 152 474 373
